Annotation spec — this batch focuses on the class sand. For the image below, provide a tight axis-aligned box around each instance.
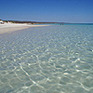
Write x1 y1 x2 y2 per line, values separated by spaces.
0 23 49 34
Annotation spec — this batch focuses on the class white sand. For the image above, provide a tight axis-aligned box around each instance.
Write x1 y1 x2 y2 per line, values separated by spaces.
0 23 49 34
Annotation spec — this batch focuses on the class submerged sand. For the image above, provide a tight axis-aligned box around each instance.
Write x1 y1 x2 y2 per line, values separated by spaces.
0 23 49 34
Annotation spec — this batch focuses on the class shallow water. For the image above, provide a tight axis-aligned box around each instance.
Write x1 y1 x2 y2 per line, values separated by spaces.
0 25 93 93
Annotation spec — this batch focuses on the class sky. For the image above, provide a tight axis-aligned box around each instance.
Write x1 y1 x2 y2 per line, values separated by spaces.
0 0 93 23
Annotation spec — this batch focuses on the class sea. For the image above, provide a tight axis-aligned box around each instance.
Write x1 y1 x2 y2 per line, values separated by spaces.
0 24 93 93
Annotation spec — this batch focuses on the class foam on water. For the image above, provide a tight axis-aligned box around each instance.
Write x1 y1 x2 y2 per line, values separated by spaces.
0 25 93 93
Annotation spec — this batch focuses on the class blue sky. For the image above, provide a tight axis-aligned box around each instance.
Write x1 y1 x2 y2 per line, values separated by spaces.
0 0 93 23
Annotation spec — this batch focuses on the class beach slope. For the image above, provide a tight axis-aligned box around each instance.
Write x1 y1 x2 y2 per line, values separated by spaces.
0 23 49 34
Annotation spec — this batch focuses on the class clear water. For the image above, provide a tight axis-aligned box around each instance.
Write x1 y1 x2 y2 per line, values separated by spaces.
0 25 93 93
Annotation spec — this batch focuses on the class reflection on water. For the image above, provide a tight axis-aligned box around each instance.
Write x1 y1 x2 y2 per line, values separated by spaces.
0 25 93 93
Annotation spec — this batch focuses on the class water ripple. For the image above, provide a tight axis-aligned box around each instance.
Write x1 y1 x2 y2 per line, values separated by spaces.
0 25 93 93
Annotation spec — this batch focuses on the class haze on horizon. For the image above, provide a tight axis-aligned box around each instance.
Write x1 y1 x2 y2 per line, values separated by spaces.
0 0 93 23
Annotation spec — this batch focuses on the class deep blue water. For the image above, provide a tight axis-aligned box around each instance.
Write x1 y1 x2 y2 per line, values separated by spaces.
0 25 93 93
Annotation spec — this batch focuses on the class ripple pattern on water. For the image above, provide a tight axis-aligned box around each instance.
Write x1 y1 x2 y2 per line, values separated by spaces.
0 25 93 93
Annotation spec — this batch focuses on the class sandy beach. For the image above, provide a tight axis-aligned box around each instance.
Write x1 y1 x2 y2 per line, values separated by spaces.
0 23 49 34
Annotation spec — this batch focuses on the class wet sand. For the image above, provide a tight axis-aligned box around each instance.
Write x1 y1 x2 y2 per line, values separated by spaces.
0 23 49 34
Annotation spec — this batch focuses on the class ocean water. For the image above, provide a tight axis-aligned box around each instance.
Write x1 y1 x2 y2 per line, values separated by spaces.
0 25 93 93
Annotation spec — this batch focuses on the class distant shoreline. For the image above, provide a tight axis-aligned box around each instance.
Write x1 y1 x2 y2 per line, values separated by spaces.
0 23 50 34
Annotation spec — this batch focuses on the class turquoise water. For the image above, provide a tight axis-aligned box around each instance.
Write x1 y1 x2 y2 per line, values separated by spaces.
0 25 93 93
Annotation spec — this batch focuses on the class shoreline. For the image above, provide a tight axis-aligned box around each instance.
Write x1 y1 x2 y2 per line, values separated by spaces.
0 23 50 34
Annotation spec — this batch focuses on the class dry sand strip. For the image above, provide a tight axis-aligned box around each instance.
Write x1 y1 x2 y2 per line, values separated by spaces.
0 23 50 34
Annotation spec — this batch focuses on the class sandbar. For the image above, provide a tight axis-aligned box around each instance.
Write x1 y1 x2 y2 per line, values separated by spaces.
0 23 49 34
